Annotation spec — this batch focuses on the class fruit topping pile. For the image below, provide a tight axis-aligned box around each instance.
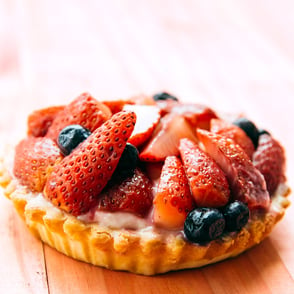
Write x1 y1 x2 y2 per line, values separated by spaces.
13 92 287 244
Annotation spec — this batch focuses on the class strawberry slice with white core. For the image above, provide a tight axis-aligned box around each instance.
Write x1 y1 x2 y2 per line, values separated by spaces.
153 156 194 229
123 104 161 147
197 129 270 211
139 113 198 162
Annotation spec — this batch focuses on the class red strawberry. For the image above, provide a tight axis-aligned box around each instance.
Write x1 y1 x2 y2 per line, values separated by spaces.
153 156 194 229
210 119 255 159
123 104 161 147
46 92 112 141
27 105 65 137
102 99 134 114
44 111 136 216
253 134 286 195
170 103 218 130
96 168 153 217
139 113 198 162
179 138 230 208
197 129 270 210
13 137 63 192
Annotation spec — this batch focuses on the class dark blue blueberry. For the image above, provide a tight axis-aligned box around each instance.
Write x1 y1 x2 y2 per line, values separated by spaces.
222 201 249 232
153 91 178 102
233 117 259 148
110 143 139 184
57 124 91 156
184 208 225 244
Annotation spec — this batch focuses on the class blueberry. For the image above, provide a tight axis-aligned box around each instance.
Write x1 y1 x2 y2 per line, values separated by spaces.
233 118 259 148
110 143 139 183
57 124 91 155
222 201 249 232
153 91 178 102
184 208 225 244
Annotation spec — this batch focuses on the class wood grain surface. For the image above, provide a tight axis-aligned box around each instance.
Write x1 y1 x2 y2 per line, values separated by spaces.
0 0 294 293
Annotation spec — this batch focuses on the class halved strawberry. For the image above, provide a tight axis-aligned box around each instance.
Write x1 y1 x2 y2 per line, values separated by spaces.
123 104 161 147
253 134 286 195
27 105 65 137
13 137 63 192
179 138 230 208
197 129 270 210
139 113 198 162
210 119 255 159
44 111 136 216
170 103 218 130
46 92 112 141
153 156 194 229
102 99 134 114
96 168 153 217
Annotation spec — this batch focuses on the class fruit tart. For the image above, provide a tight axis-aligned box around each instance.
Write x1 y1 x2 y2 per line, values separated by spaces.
0 91 290 275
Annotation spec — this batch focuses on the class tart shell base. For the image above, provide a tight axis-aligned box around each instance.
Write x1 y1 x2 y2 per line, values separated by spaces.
0 159 291 275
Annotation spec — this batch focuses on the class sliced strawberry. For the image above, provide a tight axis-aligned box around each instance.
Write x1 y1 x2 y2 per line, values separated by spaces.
210 119 255 159
44 111 136 216
27 105 65 137
96 168 153 217
123 104 161 147
13 137 63 192
46 92 112 141
179 138 230 208
102 99 134 114
197 129 270 210
170 103 218 130
139 113 198 162
253 134 286 195
153 156 194 229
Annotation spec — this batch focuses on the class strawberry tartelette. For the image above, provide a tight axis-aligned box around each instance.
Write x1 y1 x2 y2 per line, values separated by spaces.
0 91 290 275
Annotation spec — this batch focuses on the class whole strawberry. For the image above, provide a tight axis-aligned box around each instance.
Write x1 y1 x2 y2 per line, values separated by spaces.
44 111 136 216
253 134 286 195
46 92 112 141
13 137 63 192
153 156 195 229
179 138 230 208
97 168 153 217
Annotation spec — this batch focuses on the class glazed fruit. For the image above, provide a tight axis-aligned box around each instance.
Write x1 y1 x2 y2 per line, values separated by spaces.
139 113 198 161
97 168 153 217
13 137 63 192
123 104 161 147
233 117 259 148
57 124 91 156
110 143 139 184
27 105 65 137
46 92 112 141
179 138 230 208
210 118 255 159
184 208 226 243
222 201 250 232
153 91 178 101
253 134 286 195
197 129 270 210
44 111 136 216
153 156 194 229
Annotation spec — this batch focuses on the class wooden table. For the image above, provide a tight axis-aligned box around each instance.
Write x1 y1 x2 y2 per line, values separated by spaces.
0 1 293 293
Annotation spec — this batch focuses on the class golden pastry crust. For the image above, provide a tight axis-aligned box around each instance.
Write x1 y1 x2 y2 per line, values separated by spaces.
0 158 291 275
